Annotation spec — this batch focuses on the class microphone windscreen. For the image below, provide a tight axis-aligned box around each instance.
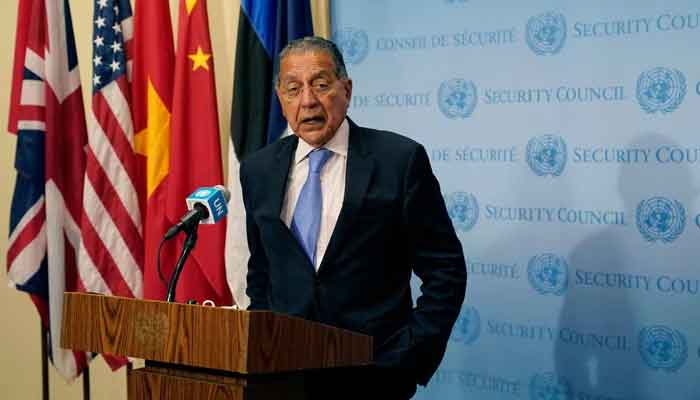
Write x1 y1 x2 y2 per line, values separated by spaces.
185 186 229 224
213 184 231 202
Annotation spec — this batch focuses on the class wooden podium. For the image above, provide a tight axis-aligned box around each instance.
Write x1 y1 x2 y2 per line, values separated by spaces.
61 293 373 399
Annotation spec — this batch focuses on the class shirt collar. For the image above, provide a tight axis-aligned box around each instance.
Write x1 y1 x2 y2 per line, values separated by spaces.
294 118 349 164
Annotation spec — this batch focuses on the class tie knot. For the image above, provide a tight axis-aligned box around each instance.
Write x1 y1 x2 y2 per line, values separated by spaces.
308 148 332 173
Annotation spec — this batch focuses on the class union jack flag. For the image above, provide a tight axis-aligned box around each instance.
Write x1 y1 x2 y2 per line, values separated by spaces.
7 0 89 380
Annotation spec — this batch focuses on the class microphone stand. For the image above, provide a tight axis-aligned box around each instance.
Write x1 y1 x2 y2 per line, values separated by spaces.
165 224 198 303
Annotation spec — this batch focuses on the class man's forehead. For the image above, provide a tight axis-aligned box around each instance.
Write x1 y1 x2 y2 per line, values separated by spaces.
279 51 336 75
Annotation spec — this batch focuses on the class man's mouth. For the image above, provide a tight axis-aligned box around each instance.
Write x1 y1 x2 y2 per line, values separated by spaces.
300 116 325 126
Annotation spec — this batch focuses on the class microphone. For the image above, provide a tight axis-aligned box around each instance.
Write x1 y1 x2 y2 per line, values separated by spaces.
163 185 230 303
164 185 230 240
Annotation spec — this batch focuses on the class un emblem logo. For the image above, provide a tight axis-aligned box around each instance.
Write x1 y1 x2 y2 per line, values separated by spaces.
528 253 568 296
529 372 573 400
450 306 480 345
438 79 478 119
639 325 688 372
333 28 369 65
444 191 479 232
636 197 686 243
526 12 567 56
636 67 687 114
526 135 567 177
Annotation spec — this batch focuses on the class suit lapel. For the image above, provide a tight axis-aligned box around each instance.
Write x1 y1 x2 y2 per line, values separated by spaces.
270 136 298 218
319 120 374 273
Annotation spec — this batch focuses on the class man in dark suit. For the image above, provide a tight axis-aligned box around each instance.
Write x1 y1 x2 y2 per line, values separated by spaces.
239 36 466 399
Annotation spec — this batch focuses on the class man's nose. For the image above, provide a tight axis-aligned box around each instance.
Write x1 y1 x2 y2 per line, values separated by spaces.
299 85 320 107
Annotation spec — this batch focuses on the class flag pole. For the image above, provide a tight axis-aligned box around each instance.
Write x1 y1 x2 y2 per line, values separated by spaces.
41 323 48 400
82 364 90 400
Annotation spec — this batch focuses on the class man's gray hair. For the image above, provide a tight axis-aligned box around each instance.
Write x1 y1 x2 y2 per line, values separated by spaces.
276 36 349 86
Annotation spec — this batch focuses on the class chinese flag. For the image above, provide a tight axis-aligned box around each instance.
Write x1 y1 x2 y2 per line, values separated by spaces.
166 0 232 305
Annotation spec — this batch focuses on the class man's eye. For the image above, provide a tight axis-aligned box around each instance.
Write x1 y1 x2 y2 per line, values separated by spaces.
313 81 330 91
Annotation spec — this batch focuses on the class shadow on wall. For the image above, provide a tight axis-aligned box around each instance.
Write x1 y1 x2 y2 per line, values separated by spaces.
555 132 699 400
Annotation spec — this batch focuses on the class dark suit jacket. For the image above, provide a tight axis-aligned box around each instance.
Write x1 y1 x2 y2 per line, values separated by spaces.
239 119 467 386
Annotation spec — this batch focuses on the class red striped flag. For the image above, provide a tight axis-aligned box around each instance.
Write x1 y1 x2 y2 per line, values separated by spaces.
79 0 143 299
78 0 142 370
7 0 89 381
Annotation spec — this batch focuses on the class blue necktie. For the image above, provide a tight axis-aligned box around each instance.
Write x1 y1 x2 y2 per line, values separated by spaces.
291 148 333 266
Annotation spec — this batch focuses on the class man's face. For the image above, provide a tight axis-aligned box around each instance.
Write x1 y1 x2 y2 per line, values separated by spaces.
276 51 352 147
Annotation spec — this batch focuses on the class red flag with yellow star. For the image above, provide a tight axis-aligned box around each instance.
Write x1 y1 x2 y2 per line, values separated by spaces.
167 0 231 304
133 0 175 302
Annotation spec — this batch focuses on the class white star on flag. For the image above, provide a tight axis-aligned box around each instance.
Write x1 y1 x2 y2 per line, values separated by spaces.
93 55 102 66
94 36 104 47
110 42 122 53
110 60 120 72
95 16 106 28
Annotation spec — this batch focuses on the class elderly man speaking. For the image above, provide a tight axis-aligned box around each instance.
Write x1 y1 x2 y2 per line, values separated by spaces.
239 36 467 400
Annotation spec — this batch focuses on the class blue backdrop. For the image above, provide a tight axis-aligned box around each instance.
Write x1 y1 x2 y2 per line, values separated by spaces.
331 1 700 399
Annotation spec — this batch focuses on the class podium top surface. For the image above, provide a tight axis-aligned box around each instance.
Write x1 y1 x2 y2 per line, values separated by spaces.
61 292 372 374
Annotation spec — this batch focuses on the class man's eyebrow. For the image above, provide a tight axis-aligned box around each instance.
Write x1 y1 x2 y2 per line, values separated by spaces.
312 70 333 77
281 69 334 81
312 73 334 80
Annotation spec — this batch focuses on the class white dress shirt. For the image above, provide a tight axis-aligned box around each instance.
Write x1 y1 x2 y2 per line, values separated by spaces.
280 119 349 270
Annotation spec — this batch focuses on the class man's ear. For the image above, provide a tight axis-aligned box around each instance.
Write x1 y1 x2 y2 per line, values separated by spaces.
343 79 353 102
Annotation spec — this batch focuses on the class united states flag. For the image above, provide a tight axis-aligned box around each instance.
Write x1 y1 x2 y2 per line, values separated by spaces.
79 0 143 299
7 0 89 380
